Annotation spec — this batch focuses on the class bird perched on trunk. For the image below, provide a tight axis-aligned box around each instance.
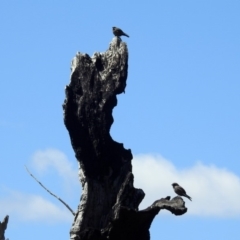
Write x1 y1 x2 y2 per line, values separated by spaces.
172 183 192 201
112 27 129 37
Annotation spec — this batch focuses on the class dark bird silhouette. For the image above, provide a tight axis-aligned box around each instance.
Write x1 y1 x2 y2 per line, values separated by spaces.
112 27 129 37
172 183 192 201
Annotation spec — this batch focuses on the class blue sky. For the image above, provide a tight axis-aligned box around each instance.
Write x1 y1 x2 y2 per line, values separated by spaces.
1 1 240 240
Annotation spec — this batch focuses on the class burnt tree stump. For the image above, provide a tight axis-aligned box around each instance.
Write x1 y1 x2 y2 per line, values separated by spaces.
63 37 187 240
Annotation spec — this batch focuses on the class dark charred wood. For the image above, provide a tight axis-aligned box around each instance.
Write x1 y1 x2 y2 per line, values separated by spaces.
0 215 9 240
63 37 187 240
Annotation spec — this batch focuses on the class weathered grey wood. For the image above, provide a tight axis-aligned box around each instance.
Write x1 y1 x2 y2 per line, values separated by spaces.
63 37 187 240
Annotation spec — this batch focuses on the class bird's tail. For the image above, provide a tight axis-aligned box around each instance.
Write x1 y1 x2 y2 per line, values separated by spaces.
185 194 192 201
123 33 129 37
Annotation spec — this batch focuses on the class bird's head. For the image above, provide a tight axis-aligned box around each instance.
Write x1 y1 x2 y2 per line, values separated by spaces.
112 27 116 30
172 183 179 187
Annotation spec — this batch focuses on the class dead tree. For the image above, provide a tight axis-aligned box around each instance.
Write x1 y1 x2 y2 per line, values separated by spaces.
63 37 187 240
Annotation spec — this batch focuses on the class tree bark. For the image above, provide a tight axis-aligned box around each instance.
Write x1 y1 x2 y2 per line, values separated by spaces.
63 37 187 240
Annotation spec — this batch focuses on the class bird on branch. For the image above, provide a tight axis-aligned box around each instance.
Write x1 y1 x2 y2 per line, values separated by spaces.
172 183 192 201
112 27 129 38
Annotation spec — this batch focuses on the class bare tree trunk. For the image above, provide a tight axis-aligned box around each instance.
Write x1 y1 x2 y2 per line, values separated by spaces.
63 37 187 240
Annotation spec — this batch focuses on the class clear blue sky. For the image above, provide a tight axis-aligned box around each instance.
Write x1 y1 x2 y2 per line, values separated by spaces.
1 1 240 240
